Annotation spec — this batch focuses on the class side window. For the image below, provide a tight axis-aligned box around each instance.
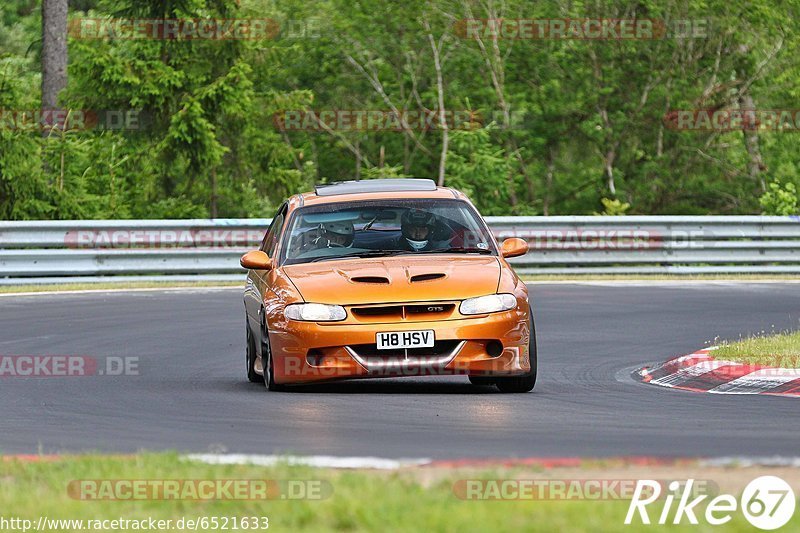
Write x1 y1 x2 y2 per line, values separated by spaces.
260 204 287 257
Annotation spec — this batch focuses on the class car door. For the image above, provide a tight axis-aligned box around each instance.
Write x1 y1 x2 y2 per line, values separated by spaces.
244 203 287 336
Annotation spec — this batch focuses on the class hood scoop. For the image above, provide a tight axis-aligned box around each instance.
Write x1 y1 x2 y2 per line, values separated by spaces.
410 273 446 283
350 275 390 284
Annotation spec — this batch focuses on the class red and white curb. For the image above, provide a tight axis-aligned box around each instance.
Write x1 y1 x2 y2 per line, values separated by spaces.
638 348 800 397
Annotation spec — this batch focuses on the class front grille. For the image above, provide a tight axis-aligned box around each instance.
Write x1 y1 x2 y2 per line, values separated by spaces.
352 305 403 318
350 303 456 321
349 340 461 358
346 339 464 369
406 304 455 315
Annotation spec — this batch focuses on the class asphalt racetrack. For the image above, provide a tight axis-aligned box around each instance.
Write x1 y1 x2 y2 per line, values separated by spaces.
1 283 798 459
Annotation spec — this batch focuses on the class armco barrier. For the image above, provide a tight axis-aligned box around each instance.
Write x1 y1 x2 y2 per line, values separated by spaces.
0 216 798 283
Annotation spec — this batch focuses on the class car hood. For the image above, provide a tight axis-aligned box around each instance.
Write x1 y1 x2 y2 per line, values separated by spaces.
282 255 501 305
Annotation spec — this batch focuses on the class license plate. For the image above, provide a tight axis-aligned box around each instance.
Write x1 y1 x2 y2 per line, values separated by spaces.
376 330 435 350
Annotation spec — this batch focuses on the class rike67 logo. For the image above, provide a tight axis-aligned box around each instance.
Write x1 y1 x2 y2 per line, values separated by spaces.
626 476 795 529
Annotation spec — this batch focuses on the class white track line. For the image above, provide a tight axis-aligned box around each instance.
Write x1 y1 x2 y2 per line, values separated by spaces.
183 453 800 470
0 286 241 298
526 280 800 286
701 457 800 468
1 280 798 298
3 280 799 297
182 454 432 470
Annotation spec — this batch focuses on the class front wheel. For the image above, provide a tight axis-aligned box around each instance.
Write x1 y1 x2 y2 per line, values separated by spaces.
262 331 286 392
495 307 537 393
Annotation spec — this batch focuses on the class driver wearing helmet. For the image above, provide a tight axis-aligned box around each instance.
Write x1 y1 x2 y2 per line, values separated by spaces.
319 221 354 248
398 209 437 251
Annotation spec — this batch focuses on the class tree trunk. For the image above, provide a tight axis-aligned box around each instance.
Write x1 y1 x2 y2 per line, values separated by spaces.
739 93 766 192
355 138 361 180
42 0 68 113
504 140 518 208
604 145 618 196
735 43 769 193
543 145 555 216
210 168 218 218
464 0 519 207
423 20 448 187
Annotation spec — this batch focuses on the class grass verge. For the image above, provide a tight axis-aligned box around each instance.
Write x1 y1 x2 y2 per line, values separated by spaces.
713 330 800 367
0 453 776 532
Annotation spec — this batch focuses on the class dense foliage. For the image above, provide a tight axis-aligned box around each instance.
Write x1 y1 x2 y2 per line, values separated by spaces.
1 0 798 219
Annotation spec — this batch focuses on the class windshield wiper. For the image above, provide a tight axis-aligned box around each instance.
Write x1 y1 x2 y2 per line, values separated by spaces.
309 250 409 262
417 247 494 255
361 214 380 231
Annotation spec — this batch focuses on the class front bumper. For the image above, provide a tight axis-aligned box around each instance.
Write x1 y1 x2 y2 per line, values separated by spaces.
268 306 532 384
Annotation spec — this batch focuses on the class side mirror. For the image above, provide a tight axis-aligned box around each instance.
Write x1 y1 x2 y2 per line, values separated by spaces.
240 250 273 270
500 238 529 259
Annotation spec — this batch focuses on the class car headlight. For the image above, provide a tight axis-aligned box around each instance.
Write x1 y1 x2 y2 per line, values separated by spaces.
285 303 347 322
459 294 517 315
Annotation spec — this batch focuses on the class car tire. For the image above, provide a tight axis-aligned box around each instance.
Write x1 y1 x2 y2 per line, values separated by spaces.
468 376 496 386
246 326 264 383
262 330 286 392
495 306 537 393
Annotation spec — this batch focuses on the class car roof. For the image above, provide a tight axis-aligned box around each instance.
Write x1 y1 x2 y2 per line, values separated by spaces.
316 178 436 196
288 179 467 209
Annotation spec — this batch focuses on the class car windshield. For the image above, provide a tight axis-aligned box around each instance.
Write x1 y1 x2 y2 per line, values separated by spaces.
280 198 497 265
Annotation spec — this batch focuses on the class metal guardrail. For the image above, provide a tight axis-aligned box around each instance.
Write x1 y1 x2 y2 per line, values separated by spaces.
0 216 798 283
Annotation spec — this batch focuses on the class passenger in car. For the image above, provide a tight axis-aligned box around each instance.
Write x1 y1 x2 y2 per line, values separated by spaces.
297 221 355 253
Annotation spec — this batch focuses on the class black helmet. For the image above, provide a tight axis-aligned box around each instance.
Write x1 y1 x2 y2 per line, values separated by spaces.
401 209 436 250
322 221 354 246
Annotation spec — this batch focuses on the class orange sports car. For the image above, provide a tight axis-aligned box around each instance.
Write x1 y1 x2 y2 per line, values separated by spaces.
241 178 535 392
